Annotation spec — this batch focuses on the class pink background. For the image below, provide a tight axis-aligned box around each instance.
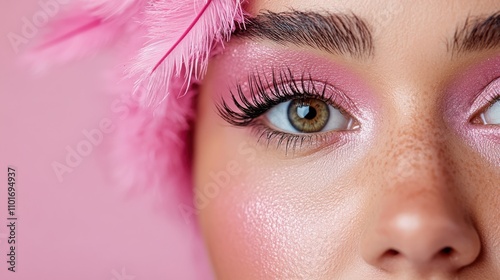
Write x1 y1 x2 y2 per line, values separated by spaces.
0 1 205 279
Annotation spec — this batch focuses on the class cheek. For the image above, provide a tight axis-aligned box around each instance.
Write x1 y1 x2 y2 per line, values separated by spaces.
446 138 500 252
194 116 366 279
197 162 363 279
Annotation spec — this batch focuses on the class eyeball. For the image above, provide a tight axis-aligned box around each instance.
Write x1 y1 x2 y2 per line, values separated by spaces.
265 98 356 133
480 99 500 125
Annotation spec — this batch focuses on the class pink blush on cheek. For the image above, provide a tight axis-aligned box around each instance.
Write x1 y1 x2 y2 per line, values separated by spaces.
207 182 360 278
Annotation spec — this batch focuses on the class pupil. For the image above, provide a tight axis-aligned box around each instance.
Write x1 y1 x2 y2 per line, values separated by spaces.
297 105 317 120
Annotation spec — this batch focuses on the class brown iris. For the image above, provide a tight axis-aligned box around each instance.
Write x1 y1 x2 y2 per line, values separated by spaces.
288 98 330 133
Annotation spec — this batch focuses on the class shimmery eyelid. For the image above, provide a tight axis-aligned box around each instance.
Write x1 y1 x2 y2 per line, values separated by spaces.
209 40 380 121
470 77 500 120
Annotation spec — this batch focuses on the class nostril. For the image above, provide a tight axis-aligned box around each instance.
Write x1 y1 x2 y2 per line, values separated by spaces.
383 249 400 257
440 246 453 256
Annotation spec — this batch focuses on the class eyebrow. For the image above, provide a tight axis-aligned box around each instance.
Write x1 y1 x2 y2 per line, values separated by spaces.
233 11 374 58
449 12 500 54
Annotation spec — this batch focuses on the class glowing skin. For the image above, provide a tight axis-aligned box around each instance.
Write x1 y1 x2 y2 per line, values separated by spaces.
194 0 500 279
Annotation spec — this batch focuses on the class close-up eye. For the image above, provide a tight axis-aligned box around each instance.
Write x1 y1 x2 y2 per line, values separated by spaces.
472 78 500 125
480 99 500 125
265 98 357 133
216 69 361 151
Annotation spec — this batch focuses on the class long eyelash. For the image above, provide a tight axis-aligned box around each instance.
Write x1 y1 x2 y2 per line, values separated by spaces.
487 95 500 107
486 83 500 107
216 67 339 127
478 78 500 109
215 68 348 153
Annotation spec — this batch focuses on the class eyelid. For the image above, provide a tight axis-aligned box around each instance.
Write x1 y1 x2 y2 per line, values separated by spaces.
215 68 363 154
216 67 361 127
265 78 359 117
470 76 500 124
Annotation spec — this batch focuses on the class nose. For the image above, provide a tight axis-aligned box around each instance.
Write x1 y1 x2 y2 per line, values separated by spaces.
360 183 481 274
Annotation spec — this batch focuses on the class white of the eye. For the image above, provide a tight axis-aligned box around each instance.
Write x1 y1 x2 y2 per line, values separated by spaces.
266 101 297 132
481 100 500 125
266 100 351 133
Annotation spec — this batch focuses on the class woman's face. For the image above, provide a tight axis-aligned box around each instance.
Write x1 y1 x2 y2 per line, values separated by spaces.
193 0 500 278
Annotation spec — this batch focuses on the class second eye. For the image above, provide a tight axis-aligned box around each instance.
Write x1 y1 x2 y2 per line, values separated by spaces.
265 98 358 133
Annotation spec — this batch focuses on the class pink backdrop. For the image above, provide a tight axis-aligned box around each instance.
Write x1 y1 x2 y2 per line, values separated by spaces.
0 1 206 279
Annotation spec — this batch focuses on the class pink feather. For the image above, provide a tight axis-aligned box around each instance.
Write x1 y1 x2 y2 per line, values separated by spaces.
28 1 247 278
129 0 245 107
27 0 147 70
27 0 247 208
81 0 146 19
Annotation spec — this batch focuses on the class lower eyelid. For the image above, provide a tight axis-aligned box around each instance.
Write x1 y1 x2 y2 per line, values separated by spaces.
246 121 354 156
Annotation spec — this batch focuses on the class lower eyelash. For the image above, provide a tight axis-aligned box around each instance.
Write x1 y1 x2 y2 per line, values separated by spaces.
252 121 312 154
249 121 349 155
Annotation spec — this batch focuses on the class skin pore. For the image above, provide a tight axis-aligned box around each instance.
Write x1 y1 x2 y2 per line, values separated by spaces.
194 0 500 279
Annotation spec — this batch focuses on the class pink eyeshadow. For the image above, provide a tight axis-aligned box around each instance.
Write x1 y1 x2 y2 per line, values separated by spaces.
443 55 500 164
207 40 380 124
444 55 500 123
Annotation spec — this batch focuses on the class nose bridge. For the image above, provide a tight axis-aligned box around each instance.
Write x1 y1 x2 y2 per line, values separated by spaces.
360 122 481 274
384 120 450 185
373 128 462 248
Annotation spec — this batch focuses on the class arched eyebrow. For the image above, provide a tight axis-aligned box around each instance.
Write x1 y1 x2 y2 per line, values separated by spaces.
449 12 500 55
233 11 374 58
